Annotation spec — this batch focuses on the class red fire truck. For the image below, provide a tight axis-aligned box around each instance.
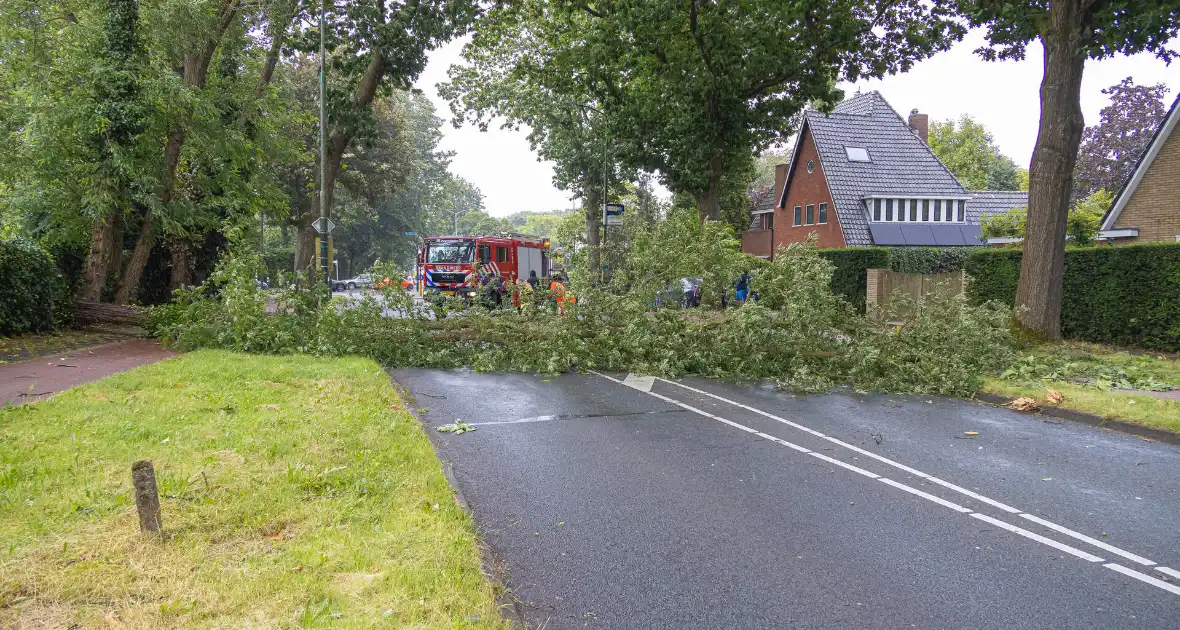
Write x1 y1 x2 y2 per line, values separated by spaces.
416 234 551 297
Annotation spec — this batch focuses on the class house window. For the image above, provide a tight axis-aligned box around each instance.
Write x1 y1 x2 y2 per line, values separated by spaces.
806 204 815 225
495 246 509 263
845 147 871 162
909 200 918 222
922 199 930 221
807 160 814 173
956 200 965 222
873 199 882 221
885 199 894 222
934 200 942 221
793 206 802 226
766 213 774 230
818 203 827 224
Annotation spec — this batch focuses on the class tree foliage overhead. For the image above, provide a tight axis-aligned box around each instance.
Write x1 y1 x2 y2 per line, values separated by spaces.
1074 77 1171 199
447 0 965 225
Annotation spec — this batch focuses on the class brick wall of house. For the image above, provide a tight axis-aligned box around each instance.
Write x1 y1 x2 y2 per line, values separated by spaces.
1114 128 1180 242
774 124 846 250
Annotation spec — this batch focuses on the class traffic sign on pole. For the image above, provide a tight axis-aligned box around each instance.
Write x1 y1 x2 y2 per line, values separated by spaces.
312 217 335 234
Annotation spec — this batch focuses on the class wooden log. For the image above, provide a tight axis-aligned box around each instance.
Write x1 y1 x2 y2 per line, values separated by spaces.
73 301 146 327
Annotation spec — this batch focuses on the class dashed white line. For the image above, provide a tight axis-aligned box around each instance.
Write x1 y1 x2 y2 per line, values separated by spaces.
809 452 881 479
593 371 1180 598
1019 513 1156 566
926 477 1021 514
650 377 1170 574
1106 563 1180 596
1155 566 1180 581
970 513 1105 563
879 477 971 513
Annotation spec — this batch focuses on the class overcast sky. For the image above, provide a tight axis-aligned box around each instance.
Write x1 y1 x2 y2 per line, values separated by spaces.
413 29 1178 218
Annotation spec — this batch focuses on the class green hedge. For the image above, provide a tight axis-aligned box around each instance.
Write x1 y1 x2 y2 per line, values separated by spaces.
884 246 982 274
0 237 61 336
964 243 1180 352
819 247 891 312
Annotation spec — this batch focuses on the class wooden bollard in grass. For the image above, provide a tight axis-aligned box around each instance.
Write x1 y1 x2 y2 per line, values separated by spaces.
132 459 162 534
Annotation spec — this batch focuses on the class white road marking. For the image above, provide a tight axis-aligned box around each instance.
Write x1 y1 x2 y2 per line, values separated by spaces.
1156 566 1180 580
971 513 1105 563
1019 513 1156 566
926 477 1021 514
622 373 656 392
808 452 880 479
593 371 1180 598
1105 563 1180 596
658 378 929 477
471 415 560 427
879 478 971 513
651 377 1165 573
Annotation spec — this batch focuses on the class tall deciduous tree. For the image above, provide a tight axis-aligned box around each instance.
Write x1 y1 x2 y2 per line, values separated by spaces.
288 0 477 273
447 0 963 232
957 0 1180 339
1074 77 1170 199
928 115 1025 191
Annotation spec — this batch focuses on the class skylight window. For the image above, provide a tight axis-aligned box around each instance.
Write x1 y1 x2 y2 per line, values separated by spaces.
845 147 870 162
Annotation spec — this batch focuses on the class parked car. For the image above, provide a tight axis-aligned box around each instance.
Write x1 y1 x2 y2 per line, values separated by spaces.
333 274 372 291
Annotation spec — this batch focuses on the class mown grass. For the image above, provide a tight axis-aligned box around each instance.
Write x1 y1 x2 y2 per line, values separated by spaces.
982 341 1180 435
0 351 505 628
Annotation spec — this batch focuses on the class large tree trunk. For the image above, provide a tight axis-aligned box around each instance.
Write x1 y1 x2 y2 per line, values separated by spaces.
584 190 601 283
115 127 185 304
113 211 155 305
1015 1 1087 339
168 236 192 292
294 214 315 273
694 157 724 222
115 0 240 304
81 212 120 301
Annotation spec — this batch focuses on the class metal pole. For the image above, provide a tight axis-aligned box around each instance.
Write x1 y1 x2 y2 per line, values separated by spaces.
601 140 608 284
318 0 329 284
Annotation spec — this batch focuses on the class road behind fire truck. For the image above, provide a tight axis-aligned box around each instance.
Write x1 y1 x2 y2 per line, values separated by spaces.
416 234 550 297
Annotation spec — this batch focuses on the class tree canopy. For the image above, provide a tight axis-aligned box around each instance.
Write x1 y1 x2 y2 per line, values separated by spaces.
1074 77 1171 199
928 115 1026 191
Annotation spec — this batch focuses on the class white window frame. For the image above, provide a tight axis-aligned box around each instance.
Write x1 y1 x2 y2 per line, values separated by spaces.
793 205 802 226
863 196 969 224
818 202 828 225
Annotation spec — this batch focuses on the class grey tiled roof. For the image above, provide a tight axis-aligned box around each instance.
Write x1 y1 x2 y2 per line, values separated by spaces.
797 92 969 246
968 190 1028 223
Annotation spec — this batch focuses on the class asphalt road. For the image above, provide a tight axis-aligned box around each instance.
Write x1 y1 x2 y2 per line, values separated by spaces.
393 369 1180 629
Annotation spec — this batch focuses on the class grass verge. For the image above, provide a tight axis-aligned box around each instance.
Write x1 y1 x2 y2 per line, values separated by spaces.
981 341 1180 435
0 350 505 628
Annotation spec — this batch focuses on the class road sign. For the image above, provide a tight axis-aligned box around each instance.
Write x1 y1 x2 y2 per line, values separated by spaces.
604 203 624 226
312 217 336 234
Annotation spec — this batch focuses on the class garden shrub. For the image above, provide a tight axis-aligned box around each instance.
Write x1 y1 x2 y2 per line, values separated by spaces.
964 243 1180 352
818 247 891 313
0 236 61 336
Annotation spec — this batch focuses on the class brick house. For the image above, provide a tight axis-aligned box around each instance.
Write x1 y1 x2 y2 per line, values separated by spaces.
741 92 1027 258
1099 92 1180 243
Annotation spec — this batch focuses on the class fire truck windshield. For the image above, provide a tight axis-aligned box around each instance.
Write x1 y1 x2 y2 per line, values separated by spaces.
426 240 475 263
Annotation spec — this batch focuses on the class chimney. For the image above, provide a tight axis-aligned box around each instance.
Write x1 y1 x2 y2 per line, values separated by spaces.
773 163 789 208
908 108 929 144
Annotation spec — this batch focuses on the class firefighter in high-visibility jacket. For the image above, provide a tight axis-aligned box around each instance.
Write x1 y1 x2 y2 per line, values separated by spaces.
548 272 575 314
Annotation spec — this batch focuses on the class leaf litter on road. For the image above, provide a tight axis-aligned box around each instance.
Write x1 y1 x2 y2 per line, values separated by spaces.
437 420 476 434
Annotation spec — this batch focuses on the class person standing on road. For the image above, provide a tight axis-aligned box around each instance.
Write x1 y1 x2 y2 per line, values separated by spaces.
734 271 751 305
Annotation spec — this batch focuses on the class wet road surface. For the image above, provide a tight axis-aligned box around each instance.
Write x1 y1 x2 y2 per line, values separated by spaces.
394 368 1180 629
